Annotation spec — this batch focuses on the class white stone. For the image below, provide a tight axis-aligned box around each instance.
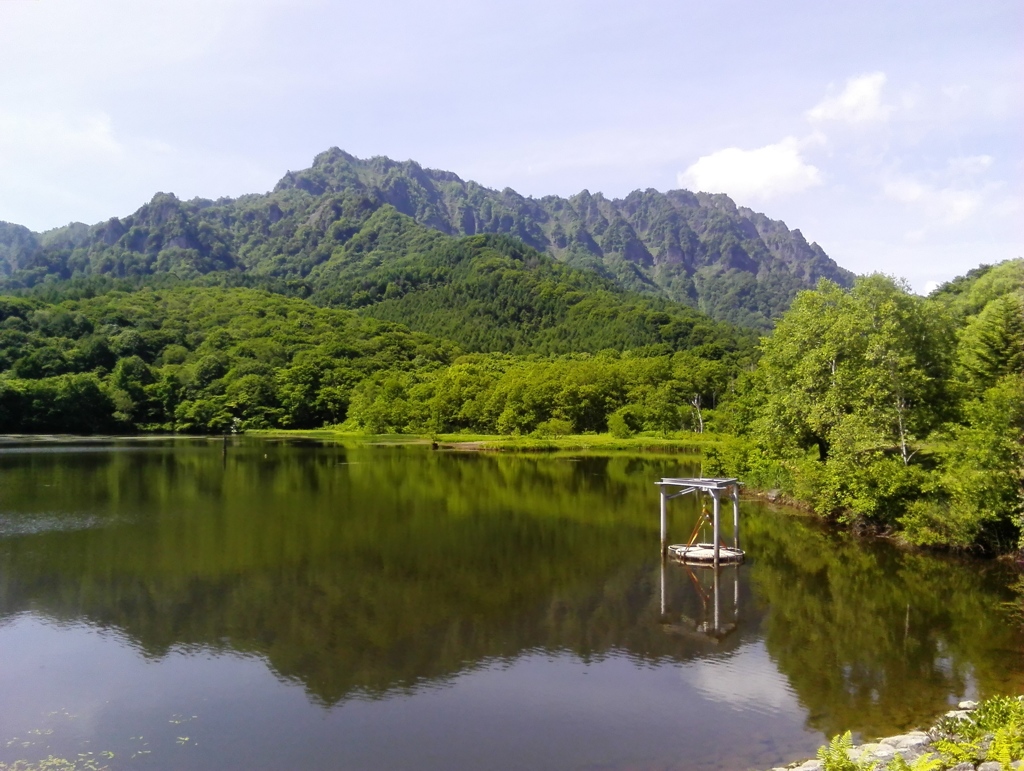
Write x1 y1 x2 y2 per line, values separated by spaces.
795 761 824 771
880 732 932 751
848 743 895 763
867 745 896 761
959 700 979 710
945 709 974 721
978 762 1002 771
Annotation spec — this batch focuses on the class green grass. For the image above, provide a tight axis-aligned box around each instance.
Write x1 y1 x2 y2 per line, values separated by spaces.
246 429 719 456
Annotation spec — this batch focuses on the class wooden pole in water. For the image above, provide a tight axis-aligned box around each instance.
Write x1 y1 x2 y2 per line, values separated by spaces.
731 484 740 550
712 489 721 567
660 488 667 556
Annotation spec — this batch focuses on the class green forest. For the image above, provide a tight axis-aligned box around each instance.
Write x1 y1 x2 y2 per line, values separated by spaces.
708 260 1024 552
0 151 1021 553
1 258 1021 552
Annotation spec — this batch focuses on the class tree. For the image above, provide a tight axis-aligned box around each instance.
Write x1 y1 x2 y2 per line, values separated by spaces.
750 276 952 522
957 292 1024 395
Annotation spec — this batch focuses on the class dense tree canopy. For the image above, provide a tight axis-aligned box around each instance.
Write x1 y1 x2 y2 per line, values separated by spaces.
0 287 456 433
0 281 744 437
708 259 1024 551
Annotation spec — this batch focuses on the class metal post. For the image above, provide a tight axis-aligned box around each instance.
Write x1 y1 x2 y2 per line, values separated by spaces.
660 488 667 556
713 565 720 633
660 553 666 618
712 489 721 567
732 484 740 550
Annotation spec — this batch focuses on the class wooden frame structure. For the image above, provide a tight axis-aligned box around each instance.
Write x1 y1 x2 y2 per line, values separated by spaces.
655 477 741 566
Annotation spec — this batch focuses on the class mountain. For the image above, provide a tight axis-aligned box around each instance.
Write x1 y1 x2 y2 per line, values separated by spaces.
278 150 853 327
0 149 852 328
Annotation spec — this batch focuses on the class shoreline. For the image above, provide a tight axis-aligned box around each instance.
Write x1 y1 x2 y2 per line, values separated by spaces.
248 428 719 455
770 696 1024 769
763 696 1023 771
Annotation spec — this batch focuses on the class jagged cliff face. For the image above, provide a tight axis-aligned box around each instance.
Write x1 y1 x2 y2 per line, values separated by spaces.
0 148 852 327
274 149 853 326
0 222 40 275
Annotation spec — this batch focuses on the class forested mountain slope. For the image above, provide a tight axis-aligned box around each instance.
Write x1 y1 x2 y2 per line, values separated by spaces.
0 194 751 358
306 210 747 355
0 149 853 328
279 149 854 327
0 282 747 435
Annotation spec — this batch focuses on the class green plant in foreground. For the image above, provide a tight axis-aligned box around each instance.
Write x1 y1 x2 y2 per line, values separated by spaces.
934 712 976 740
817 731 878 771
932 695 1024 768
973 695 1024 735
989 722 1024 769
935 736 981 766
887 753 943 771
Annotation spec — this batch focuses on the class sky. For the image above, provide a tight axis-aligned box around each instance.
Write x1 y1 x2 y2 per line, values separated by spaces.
0 0 1020 293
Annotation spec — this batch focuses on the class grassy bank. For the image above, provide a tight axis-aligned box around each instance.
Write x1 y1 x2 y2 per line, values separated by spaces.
248 429 721 456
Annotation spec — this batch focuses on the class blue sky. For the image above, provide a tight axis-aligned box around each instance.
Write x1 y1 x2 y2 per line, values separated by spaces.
0 0 1020 291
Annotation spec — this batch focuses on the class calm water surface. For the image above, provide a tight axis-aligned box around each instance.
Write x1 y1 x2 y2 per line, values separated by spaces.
0 437 1020 770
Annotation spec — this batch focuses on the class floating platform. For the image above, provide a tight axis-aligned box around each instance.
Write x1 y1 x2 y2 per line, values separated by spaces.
667 543 745 565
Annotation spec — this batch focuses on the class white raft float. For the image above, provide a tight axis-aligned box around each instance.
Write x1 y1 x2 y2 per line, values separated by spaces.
667 542 745 565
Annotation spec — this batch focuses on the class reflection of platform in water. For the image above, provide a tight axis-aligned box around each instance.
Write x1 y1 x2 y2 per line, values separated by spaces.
667 542 744 565
660 557 741 643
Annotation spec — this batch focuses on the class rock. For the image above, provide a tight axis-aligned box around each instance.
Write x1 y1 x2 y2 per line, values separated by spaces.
849 743 895 763
978 762 1002 771
948 763 976 771
894 747 926 762
881 732 932 751
945 709 975 721
959 700 979 710
794 761 823 771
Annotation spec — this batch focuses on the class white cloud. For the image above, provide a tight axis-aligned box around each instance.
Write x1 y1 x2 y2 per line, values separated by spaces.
882 176 983 224
947 154 993 176
807 72 892 124
678 137 821 200
0 111 123 165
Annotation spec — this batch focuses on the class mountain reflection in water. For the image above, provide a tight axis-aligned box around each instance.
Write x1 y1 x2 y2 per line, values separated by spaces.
0 437 1020 770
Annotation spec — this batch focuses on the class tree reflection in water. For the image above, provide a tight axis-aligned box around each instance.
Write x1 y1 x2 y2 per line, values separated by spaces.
0 436 1019 740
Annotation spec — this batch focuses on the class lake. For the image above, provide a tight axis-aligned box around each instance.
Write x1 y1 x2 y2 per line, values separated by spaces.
0 436 1020 770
